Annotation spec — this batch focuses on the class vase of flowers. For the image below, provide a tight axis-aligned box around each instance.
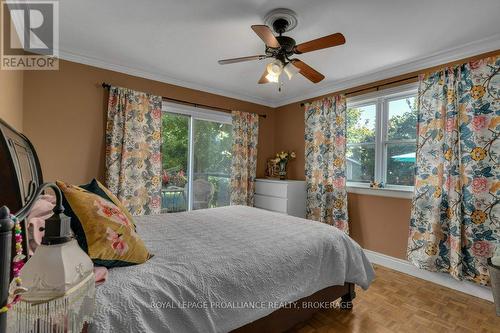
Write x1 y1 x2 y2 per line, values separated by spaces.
274 151 296 180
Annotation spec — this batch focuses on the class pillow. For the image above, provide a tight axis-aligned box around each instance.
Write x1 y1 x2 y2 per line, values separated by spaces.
80 179 136 228
56 181 151 268
27 194 56 255
94 266 109 286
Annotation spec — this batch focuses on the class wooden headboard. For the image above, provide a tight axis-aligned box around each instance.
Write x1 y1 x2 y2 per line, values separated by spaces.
0 118 43 258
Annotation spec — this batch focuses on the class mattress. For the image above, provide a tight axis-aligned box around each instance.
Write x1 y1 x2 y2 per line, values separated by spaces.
89 205 375 333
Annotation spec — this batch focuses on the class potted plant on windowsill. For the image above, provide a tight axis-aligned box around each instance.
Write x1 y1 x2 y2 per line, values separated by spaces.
489 248 500 316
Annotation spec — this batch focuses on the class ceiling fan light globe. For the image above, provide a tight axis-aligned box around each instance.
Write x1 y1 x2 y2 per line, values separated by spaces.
265 72 279 83
267 60 283 76
284 69 293 80
283 62 300 80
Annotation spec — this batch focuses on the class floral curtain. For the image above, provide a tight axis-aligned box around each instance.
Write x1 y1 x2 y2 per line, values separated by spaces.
304 95 349 233
105 86 162 216
408 56 499 285
230 111 259 206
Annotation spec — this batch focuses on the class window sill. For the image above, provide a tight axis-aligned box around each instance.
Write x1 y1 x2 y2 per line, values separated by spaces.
346 184 413 199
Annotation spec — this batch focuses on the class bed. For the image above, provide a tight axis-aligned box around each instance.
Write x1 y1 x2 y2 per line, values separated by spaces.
0 118 375 333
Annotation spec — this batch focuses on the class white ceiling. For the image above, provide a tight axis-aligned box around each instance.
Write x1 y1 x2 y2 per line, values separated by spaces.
56 0 500 107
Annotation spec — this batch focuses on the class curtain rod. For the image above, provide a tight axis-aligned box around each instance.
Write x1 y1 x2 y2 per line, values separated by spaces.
101 83 266 119
299 75 418 107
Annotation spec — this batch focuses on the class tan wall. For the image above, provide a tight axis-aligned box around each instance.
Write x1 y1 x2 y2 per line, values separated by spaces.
274 102 306 180
348 194 411 259
23 60 275 184
0 8 24 131
0 69 23 131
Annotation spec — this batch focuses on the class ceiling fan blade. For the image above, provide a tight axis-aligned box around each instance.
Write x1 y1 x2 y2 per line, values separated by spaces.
294 33 345 54
251 25 280 48
258 69 270 84
290 59 325 83
218 55 268 65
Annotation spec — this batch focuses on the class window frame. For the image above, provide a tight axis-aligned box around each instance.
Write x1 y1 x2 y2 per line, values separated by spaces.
162 102 232 125
346 83 418 197
346 101 377 184
161 102 232 211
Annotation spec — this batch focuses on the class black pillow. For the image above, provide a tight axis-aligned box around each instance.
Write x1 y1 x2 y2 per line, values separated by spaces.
80 178 114 203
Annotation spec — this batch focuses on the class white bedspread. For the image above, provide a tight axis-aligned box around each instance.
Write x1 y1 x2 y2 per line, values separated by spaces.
89 206 375 333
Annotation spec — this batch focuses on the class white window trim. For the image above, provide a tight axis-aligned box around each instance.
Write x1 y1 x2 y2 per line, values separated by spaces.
347 82 418 104
347 183 414 199
346 83 418 198
162 102 232 124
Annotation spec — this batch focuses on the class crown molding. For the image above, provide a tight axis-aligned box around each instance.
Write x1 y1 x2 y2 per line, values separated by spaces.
56 49 277 108
273 34 500 107
56 33 500 109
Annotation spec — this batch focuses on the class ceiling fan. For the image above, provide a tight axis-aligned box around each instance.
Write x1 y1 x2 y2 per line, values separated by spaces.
218 9 345 88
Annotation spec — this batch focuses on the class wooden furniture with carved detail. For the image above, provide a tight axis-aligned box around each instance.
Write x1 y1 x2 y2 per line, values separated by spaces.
0 119 43 264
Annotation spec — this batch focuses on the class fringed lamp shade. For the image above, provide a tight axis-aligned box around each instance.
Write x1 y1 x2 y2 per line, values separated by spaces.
8 241 95 332
7 183 95 333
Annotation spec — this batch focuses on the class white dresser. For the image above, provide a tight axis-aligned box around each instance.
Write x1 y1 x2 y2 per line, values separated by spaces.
254 178 306 218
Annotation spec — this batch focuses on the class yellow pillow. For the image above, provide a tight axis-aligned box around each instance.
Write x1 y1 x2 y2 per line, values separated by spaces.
80 178 136 228
56 181 151 267
97 181 135 222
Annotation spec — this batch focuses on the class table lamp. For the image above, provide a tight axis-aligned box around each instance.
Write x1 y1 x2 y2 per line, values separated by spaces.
5 183 95 333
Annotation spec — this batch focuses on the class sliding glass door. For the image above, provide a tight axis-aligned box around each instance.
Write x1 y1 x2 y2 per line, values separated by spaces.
192 119 232 210
161 103 232 213
161 113 189 212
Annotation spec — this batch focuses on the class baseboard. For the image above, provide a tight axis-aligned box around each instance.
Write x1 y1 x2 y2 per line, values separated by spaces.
363 249 493 302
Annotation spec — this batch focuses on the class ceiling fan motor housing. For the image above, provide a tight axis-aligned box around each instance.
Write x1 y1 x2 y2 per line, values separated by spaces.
276 36 296 55
263 8 299 62
273 18 289 34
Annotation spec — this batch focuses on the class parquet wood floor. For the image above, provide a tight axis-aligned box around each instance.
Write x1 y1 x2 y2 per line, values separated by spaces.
289 265 499 333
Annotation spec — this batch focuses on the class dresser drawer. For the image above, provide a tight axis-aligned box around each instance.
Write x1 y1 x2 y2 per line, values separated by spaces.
254 194 287 213
255 181 287 198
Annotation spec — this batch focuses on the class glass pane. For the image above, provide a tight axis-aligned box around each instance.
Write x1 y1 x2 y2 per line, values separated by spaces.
386 143 416 186
192 119 232 210
388 96 417 140
346 145 375 183
161 113 189 213
347 104 376 143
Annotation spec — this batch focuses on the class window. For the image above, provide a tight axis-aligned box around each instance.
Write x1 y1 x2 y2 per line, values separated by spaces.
346 104 376 183
346 85 417 189
161 103 232 212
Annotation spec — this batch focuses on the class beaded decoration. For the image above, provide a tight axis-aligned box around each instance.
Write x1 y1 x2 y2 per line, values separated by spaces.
0 214 26 313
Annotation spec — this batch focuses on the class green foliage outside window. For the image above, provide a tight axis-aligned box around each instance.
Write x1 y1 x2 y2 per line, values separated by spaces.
161 112 232 210
347 97 417 186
